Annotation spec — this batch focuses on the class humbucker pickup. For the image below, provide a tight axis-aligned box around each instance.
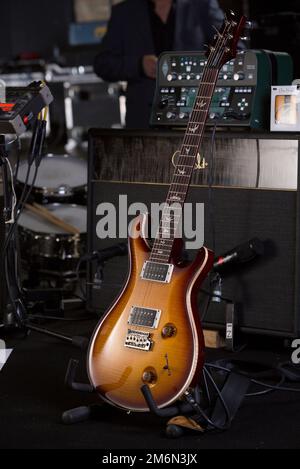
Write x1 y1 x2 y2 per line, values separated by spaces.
141 261 174 283
124 329 152 351
128 306 161 329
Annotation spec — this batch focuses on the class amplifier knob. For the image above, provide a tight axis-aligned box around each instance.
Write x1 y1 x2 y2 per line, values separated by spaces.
233 72 245 81
167 73 177 81
159 98 169 109
209 112 219 120
166 112 176 119
179 112 188 119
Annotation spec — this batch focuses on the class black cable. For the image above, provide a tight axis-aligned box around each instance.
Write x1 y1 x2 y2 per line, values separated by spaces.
75 256 89 301
3 164 38 253
28 314 94 322
208 123 217 254
255 138 261 188
200 286 232 303
14 142 21 182
203 366 231 428
201 290 212 322
185 367 231 431
4 239 24 322
246 374 286 397
200 124 218 323
202 367 212 406
206 362 300 395
3 117 46 255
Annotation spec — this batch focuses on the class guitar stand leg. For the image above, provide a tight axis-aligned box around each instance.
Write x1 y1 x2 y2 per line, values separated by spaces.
62 405 92 424
141 384 203 438
62 358 101 425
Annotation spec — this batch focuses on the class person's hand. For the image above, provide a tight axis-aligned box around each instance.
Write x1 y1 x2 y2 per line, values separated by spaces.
142 55 158 79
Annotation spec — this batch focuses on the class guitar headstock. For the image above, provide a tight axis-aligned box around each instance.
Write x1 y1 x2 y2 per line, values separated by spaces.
207 11 247 70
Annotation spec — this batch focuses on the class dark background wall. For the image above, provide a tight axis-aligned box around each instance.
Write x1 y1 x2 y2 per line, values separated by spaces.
0 0 300 75
0 0 73 62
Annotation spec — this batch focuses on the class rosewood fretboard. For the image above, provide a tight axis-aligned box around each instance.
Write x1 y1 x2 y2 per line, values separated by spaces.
149 67 219 264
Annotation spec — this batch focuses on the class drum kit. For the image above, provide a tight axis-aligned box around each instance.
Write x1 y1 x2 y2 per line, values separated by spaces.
16 153 88 294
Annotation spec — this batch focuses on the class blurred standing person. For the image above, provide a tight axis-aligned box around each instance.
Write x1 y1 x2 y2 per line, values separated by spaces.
94 0 224 128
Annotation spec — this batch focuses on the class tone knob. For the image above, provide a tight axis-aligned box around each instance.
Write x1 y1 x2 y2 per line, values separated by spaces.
161 324 177 338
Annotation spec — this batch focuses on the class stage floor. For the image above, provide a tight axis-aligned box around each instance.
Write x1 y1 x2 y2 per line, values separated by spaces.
0 317 300 449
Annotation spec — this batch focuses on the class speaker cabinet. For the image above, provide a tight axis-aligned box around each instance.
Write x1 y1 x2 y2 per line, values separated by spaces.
87 129 300 337
0 184 5 323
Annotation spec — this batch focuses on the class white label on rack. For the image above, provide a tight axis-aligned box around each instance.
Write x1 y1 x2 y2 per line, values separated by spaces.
0 340 13 371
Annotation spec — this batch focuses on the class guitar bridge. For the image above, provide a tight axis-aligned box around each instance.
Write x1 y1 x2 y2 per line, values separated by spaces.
141 261 173 283
124 329 153 351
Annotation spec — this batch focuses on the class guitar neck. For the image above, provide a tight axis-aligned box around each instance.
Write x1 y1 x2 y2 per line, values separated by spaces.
150 67 219 264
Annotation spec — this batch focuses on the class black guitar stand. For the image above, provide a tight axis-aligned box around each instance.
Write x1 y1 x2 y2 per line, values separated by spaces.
62 357 250 437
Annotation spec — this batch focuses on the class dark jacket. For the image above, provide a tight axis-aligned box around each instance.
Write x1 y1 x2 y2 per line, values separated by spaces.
94 0 224 128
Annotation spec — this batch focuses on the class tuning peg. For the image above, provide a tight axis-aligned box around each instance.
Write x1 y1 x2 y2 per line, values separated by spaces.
212 25 222 40
244 20 253 30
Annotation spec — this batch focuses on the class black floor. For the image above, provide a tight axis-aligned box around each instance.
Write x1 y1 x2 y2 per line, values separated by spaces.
1 316 300 450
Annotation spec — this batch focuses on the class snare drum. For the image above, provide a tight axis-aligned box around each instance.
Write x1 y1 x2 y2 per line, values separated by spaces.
17 153 87 204
18 204 87 272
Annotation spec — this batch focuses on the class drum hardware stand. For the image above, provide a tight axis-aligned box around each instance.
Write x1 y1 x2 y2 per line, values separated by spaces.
0 134 89 350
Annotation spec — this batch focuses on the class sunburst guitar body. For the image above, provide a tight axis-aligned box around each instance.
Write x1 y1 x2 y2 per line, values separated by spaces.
87 12 246 411
88 214 214 411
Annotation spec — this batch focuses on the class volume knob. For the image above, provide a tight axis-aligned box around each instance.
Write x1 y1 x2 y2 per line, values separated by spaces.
161 324 177 338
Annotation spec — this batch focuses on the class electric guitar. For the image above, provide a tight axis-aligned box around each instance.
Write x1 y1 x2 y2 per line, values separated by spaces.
87 12 246 411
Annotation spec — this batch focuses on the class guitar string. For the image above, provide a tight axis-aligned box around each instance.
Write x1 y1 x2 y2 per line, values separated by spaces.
150 74 225 261
138 20 232 330
151 24 231 261
150 68 216 262
150 19 232 263
139 18 235 334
